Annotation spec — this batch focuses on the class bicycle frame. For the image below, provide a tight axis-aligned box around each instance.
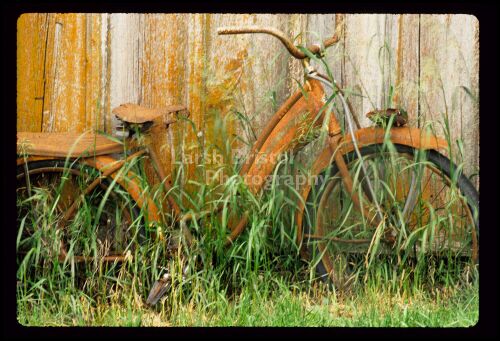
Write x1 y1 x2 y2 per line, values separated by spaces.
16 74 450 252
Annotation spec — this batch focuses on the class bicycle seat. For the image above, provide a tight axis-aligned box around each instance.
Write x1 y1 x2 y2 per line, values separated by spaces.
366 108 408 127
112 103 188 125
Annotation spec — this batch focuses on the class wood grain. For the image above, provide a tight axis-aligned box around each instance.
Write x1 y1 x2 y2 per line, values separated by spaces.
109 13 142 133
17 14 48 132
141 14 187 185
344 14 388 128
420 14 479 187
42 14 88 133
392 14 420 125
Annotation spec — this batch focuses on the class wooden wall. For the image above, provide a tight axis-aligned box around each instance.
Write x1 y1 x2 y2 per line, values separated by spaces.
17 14 479 188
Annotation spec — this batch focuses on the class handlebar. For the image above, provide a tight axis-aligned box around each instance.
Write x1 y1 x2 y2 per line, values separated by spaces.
217 26 341 59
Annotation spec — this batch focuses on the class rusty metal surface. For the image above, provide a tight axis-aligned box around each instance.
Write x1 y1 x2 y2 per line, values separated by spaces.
112 103 187 124
16 153 161 225
366 108 408 127
217 25 341 59
59 150 148 227
82 155 161 224
239 89 303 176
225 79 327 243
17 131 124 158
16 155 61 166
243 79 326 194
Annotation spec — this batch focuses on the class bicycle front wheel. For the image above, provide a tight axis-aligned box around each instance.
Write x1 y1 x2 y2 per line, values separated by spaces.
302 144 479 288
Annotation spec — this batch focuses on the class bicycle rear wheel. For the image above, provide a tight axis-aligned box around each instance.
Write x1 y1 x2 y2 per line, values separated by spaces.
303 144 479 288
16 159 145 278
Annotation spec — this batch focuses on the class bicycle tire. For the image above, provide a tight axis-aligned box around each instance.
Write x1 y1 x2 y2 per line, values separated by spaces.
302 144 479 287
16 159 145 273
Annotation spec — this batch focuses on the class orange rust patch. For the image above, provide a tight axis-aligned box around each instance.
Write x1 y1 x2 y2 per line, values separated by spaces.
17 14 49 132
224 49 248 72
83 155 161 223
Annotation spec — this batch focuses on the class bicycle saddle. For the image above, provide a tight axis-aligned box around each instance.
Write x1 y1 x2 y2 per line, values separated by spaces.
112 103 188 126
366 108 408 127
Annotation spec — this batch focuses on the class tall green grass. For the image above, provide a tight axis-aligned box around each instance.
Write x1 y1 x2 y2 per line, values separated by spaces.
15 111 478 326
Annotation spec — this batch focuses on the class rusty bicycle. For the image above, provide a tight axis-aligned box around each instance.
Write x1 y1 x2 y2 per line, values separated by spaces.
16 24 479 305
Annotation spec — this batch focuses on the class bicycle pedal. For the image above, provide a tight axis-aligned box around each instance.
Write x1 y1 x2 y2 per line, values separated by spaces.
146 273 171 306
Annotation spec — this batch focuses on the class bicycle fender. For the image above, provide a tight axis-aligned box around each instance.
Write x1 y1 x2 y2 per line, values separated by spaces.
82 156 161 224
294 126 448 251
17 155 162 225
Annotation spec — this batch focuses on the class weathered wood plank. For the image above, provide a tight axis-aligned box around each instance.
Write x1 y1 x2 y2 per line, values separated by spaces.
207 14 291 166
109 13 143 135
419 14 479 187
381 14 398 111
141 14 188 185
41 13 87 133
342 14 421 128
306 14 342 85
392 14 420 125
204 13 253 173
101 13 112 132
17 13 49 132
184 13 208 191
343 14 388 128
286 14 308 97
84 13 105 131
